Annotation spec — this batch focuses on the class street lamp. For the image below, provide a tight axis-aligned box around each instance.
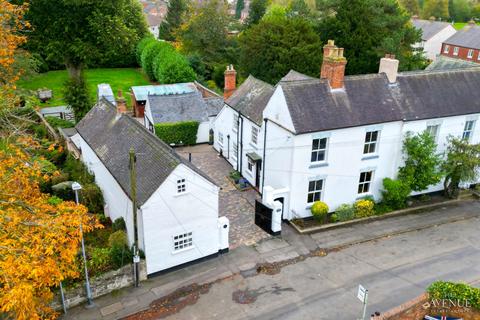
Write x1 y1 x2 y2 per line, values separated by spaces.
72 182 95 308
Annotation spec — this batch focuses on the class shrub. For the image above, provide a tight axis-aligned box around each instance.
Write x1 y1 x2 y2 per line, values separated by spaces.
354 199 375 218
80 183 104 214
63 154 95 184
141 41 174 80
335 204 355 222
330 213 338 223
50 171 70 185
52 181 75 201
154 121 199 146
154 51 196 84
229 171 242 181
87 247 112 276
112 217 127 232
381 178 411 210
310 201 329 223
44 116 75 129
108 230 132 268
427 281 480 311
136 36 156 65
47 196 63 206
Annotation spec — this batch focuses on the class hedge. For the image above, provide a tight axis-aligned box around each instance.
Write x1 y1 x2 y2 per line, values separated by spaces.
140 40 174 80
154 121 199 146
136 36 156 65
154 51 196 84
427 281 480 310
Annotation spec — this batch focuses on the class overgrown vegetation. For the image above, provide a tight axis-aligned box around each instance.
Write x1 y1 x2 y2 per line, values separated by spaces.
154 121 200 145
427 281 480 311
44 116 75 129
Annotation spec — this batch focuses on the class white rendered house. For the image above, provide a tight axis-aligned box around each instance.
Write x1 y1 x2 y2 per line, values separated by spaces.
71 100 229 276
412 18 457 61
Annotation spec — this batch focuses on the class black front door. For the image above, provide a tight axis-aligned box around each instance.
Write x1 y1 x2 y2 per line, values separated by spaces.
255 161 262 189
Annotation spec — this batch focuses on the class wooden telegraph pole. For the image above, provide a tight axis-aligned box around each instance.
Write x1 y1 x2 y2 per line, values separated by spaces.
129 147 140 287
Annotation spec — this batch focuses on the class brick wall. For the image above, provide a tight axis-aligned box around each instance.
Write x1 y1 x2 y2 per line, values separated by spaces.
441 43 480 63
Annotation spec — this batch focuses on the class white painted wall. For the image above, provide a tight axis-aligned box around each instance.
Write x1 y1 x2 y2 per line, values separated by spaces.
149 25 159 39
240 118 263 188
417 25 457 61
263 86 295 132
213 104 240 168
141 164 220 274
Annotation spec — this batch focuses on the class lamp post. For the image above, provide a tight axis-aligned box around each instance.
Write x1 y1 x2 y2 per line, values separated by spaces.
72 181 94 308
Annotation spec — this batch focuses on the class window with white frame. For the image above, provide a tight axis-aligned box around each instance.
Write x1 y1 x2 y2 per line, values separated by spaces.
462 120 476 141
233 113 239 132
173 232 193 251
232 142 238 160
453 47 459 56
468 49 474 59
311 137 328 162
218 132 224 146
251 126 259 145
363 130 379 154
444 45 450 53
247 157 254 172
426 124 440 141
307 179 324 204
177 178 186 194
358 171 373 194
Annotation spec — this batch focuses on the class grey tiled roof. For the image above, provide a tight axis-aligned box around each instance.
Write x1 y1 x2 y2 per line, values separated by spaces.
444 25 480 49
225 75 275 125
412 19 453 41
76 99 217 205
148 91 212 123
426 55 480 71
279 68 480 134
204 97 224 116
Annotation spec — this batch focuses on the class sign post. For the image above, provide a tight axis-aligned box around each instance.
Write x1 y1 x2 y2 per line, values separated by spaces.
357 285 368 320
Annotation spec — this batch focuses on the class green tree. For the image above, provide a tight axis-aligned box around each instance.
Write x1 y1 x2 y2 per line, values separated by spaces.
239 9 323 84
287 0 312 17
141 41 175 81
154 51 196 84
159 0 187 41
442 137 480 198
236 0 245 19
422 0 449 19
245 0 269 26
398 131 443 192
63 74 91 122
400 0 421 15
449 0 472 22
317 0 426 75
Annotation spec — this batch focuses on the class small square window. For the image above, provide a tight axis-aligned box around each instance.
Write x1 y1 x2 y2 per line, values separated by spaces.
307 179 324 204
453 47 459 56
233 114 239 132
247 157 254 172
444 45 450 54
311 137 328 163
468 49 474 59
462 120 476 141
173 232 193 251
251 127 259 145
363 131 379 154
177 178 186 194
426 124 440 141
358 171 373 194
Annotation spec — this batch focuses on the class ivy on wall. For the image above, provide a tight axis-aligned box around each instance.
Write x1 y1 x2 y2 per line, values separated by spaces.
154 121 199 146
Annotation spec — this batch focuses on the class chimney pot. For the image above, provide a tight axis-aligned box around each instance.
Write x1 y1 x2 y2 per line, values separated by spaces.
321 40 347 89
379 54 399 84
224 64 236 100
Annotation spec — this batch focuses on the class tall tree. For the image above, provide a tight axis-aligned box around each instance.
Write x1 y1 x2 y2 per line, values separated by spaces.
239 7 323 84
400 0 421 15
159 0 187 41
422 0 449 19
449 0 472 22
245 0 269 26
317 0 426 75
236 0 245 19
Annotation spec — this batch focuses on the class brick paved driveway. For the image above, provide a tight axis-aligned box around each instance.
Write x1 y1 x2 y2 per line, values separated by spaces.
176 144 269 249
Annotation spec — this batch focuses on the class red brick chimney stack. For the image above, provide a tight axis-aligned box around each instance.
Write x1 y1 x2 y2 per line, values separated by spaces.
116 89 127 114
224 64 237 100
320 40 347 90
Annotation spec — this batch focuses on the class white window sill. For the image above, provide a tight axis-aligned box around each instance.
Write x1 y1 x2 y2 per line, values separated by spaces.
361 154 379 160
356 193 373 200
174 191 190 197
309 162 328 169
172 246 195 255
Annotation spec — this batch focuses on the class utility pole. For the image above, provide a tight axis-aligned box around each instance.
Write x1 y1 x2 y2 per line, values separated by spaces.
129 147 140 287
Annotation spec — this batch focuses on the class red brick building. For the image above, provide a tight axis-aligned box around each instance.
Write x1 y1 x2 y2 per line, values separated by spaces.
441 22 480 63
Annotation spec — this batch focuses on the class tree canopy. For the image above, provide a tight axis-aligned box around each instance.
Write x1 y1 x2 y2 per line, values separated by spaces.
422 0 449 19
239 7 323 84
245 0 269 26
159 0 187 41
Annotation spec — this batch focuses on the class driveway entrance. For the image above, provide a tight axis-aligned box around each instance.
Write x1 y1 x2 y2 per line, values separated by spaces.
176 144 270 249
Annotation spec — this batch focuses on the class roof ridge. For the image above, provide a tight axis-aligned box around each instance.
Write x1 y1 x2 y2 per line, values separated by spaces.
245 74 275 89
398 66 480 77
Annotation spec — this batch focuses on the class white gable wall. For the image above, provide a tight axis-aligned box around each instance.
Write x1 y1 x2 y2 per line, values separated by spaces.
263 86 296 133
213 104 240 168
141 164 220 274
421 25 457 61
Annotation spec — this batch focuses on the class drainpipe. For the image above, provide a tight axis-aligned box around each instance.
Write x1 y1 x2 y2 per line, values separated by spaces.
239 115 244 175
227 134 230 159
236 112 240 172
261 118 268 195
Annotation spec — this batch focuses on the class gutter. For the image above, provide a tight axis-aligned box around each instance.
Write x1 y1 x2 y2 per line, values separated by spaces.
261 118 268 195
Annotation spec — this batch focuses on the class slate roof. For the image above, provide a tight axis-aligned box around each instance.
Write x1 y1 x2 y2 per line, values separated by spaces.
225 75 275 125
412 19 453 41
279 68 480 134
426 55 480 71
204 97 224 116
444 24 480 49
148 91 213 123
75 99 217 205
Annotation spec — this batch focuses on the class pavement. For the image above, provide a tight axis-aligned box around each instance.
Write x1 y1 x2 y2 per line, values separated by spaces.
65 199 480 320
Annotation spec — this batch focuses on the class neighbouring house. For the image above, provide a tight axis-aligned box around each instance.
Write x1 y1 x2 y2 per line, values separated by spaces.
215 40 480 223
411 18 457 61
147 14 161 39
133 82 223 144
70 99 229 276
213 65 275 190
97 83 116 107
39 105 74 121
441 21 480 63
425 54 480 71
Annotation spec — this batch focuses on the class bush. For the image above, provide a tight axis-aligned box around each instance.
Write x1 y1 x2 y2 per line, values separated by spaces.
330 213 338 223
31 53 49 73
112 217 127 232
311 201 329 223
154 51 196 84
335 204 355 222
141 41 174 80
136 36 156 65
154 121 199 146
427 281 480 311
108 230 132 268
45 116 75 129
229 171 242 181
80 183 104 214
381 178 411 210
354 199 375 218
87 247 112 276
63 154 95 184
52 181 75 201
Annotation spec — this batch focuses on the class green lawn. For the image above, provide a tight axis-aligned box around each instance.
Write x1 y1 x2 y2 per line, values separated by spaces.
18 68 152 108
453 22 480 30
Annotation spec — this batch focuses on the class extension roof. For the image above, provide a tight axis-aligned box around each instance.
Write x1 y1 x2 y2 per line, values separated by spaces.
412 19 453 41
443 24 480 49
132 83 197 101
278 68 480 134
426 55 480 71
225 75 275 125
75 99 217 205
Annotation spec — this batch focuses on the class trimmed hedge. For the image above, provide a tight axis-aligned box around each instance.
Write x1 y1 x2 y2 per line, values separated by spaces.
136 36 156 65
154 51 196 84
427 281 480 310
140 41 174 80
154 121 199 146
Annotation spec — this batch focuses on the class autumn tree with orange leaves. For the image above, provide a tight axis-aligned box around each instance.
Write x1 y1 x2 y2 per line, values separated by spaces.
0 0 29 111
0 139 101 320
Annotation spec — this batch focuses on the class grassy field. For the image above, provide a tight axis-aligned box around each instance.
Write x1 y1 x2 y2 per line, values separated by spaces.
18 68 152 108
453 22 480 30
